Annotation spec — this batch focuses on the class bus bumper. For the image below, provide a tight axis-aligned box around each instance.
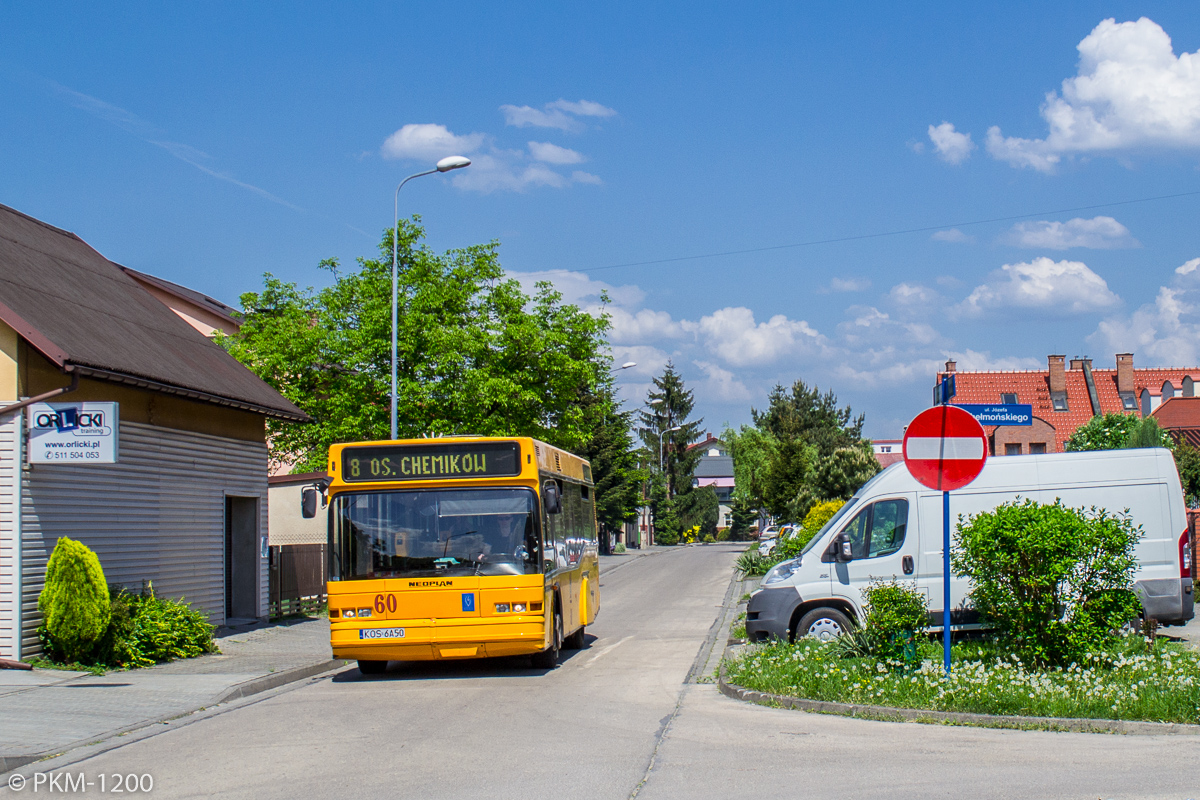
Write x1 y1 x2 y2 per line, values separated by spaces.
331 617 547 661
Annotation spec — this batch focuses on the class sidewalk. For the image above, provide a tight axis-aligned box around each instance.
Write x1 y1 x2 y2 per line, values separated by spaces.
0 616 341 773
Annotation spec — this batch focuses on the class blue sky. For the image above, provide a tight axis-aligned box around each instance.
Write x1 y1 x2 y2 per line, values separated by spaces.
4 2 1200 439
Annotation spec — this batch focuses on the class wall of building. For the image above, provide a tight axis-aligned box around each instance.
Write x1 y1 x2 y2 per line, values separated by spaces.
990 416 1058 455
0 321 16 403
268 476 327 546
20 343 265 444
0 415 19 660
17 421 269 656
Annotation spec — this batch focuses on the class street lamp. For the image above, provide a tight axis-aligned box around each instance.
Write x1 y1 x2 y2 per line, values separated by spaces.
391 156 472 439
659 425 683 473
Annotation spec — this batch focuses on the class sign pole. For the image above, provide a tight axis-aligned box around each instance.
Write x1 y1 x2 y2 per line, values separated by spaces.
942 489 951 677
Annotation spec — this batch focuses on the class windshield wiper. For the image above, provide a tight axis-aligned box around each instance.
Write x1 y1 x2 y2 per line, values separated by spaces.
443 530 478 557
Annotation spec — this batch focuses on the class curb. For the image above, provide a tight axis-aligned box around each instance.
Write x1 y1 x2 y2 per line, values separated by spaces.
1 658 350 776
716 672 1200 735
214 659 349 704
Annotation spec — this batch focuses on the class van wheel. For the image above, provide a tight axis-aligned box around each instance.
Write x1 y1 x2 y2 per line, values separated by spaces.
564 625 586 650
532 609 562 669
357 660 388 675
795 608 852 642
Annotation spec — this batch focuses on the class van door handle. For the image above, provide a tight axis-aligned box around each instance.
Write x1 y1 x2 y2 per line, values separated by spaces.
902 555 914 575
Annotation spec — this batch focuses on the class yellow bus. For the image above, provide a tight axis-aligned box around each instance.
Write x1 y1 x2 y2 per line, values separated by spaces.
304 436 600 674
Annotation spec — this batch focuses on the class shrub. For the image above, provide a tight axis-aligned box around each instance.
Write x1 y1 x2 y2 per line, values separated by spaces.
736 549 777 576
862 579 928 658
1065 413 1140 451
701 533 715 544
952 499 1142 667
38 538 111 663
96 583 217 668
612 542 626 553
776 499 845 559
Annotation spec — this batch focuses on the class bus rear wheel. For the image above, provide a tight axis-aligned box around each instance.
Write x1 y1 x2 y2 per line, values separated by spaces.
532 609 562 669
358 659 388 675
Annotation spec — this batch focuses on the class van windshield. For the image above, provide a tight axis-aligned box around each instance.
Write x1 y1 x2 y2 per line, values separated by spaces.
797 467 891 557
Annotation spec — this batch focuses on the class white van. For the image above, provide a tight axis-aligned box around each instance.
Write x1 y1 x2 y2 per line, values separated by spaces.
745 448 1195 643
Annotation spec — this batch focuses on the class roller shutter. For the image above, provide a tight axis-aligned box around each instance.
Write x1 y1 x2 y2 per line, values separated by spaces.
0 414 19 660
20 421 268 656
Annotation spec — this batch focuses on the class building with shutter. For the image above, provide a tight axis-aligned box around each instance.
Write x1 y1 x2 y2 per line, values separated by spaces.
0 203 307 660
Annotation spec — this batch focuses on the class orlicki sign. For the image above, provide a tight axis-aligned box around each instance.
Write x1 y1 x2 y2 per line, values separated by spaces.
27 402 119 464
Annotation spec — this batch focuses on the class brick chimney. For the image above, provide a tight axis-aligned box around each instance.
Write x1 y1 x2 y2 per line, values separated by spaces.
1116 353 1134 394
1048 355 1066 394
944 359 956 373
1069 357 1091 370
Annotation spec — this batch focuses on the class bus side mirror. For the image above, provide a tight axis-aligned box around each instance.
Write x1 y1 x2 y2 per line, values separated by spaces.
301 487 319 519
542 481 562 514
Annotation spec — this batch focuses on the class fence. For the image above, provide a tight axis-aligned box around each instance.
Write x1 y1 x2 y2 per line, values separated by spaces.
268 544 327 619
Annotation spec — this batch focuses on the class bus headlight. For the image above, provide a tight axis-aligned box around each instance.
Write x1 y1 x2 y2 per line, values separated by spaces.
495 603 510 613
343 609 356 618
357 608 372 618
512 602 526 613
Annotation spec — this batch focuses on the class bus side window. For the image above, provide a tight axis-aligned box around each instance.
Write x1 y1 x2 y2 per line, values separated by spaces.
581 483 596 548
542 481 560 572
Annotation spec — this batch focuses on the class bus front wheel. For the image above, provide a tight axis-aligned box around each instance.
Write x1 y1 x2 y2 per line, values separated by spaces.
358 659 388 675
532 609 562 669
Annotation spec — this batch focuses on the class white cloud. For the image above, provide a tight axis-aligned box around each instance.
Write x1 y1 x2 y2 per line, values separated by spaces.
931 228 974 243
549 99 617 118
696 307 824 367
984 17 1200 172
828 277 871 292
837 306 940 348
943 349 1043 371
694 360 752 403
888 283 940 306
835 356 946 389
380 123 486 161
1090 256 1200 365
571 170 604 185
528 141 585 164
1001 216 1138 249
501 98 617 131
957 257 1121 316
610 345 671 378
606 307 692 343
505 269 645 308
928 122 975 164
449 153 569 192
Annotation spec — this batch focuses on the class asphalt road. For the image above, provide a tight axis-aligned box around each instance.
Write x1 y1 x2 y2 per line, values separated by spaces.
7 544 1198 800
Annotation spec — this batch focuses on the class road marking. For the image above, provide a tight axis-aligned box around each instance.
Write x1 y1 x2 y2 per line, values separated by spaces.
581 636 633 669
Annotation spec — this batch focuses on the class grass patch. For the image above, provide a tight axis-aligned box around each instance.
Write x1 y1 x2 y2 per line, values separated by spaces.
27 656 107 676
725 635 1200 725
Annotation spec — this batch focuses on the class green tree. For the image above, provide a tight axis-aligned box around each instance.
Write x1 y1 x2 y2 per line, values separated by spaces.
38 538 111 663
638 361 704 497
578 387 645 544
225 219 613 471
677 485 720 538
810 443 881 501
723 424 778 524
1125 416 1172 449
727 497 757 540
762 438 815 519
753 380 864 458
1064 413 1141 452
1173 439 1200 506
953 499 1142 666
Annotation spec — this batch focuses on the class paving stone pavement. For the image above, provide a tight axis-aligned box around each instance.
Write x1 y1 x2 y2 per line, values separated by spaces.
0 615 335 771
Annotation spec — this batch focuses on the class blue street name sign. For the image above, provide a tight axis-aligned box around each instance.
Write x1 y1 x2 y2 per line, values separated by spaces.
953 403 1033 426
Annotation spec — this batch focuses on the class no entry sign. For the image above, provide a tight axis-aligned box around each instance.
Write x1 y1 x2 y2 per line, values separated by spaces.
903 405 988 492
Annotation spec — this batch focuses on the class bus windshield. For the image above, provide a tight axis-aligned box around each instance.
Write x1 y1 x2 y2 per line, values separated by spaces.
331 488 541 580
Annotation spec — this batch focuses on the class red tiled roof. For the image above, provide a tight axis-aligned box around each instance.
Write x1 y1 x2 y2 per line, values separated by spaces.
1152 396 1200 428
874 452 904 469
943 363 1200 451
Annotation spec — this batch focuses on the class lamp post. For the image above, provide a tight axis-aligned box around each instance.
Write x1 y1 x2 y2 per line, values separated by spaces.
613 361 637 372
659 425 683 475
391 155 471 440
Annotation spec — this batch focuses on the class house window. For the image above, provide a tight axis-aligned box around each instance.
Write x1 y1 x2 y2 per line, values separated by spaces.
1001 393 1018 404
1029 443 1047 454
1163 381 1175 400
1051 393 1068 411
1121 393 1137 410
1005 443 1022 455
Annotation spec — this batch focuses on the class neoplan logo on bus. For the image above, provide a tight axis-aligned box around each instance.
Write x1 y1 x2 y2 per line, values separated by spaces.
342 441 521 482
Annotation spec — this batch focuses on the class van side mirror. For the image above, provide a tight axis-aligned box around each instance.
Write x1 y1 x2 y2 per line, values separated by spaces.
542 480 562 514
301 487 319 519
826 531 853 563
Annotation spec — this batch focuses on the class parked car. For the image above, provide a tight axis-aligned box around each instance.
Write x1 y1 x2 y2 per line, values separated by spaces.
746 449 1194 643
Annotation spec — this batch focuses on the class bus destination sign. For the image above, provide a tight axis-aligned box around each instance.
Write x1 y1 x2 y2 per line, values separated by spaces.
342 441 521 482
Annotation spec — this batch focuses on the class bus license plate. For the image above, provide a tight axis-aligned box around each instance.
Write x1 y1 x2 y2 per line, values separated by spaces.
359 628 405 640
